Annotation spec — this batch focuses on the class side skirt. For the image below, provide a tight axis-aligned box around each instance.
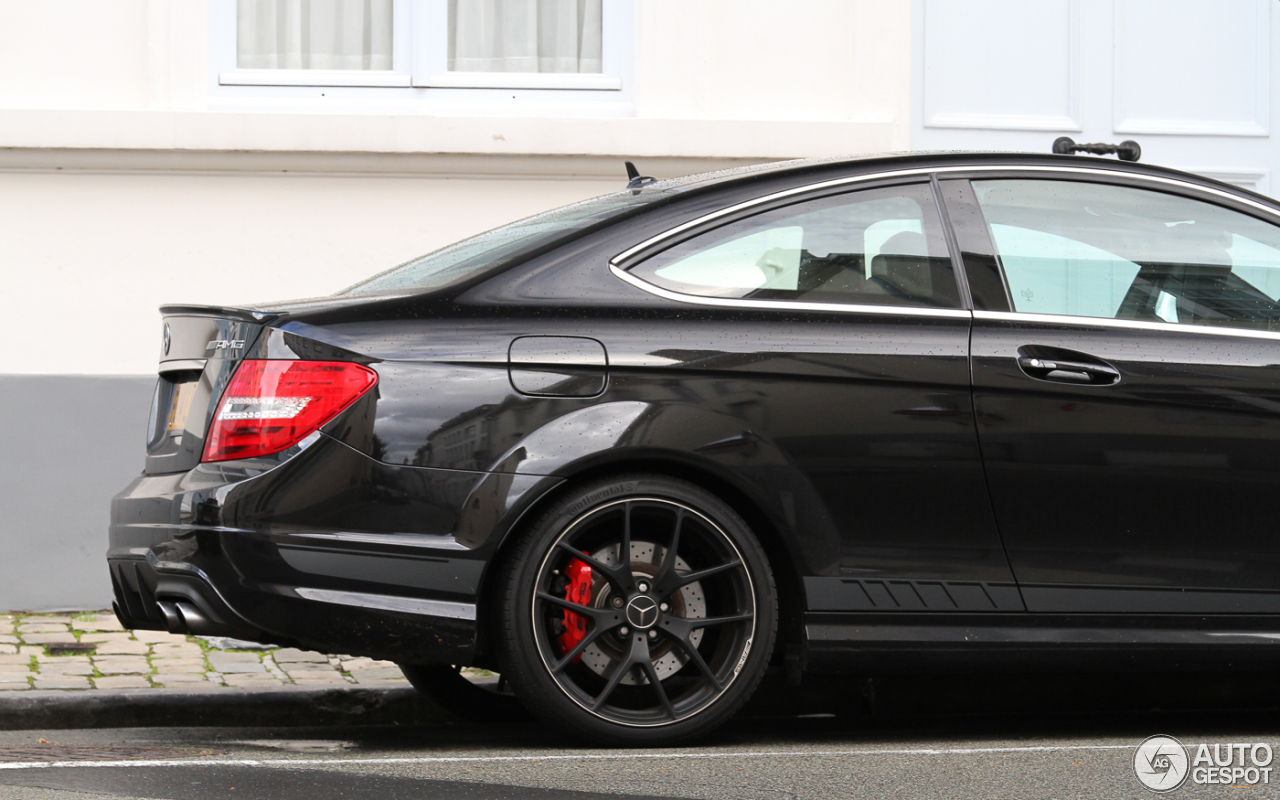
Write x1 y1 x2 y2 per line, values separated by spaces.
804 612 1280 673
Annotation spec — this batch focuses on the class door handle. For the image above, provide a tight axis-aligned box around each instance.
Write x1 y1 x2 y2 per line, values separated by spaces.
1017 356 1120 386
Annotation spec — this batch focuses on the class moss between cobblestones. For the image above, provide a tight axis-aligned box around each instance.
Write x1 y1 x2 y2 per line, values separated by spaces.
5 610 408 690
188 635 218 679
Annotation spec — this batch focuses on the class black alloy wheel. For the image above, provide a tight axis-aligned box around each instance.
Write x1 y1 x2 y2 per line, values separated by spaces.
496 474 777 745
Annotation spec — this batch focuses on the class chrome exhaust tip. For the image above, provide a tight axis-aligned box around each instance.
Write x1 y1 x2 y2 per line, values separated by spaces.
156 600 186 634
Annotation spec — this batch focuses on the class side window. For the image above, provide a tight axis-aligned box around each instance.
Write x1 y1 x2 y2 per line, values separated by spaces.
627 183 961 309
972 179 1280 331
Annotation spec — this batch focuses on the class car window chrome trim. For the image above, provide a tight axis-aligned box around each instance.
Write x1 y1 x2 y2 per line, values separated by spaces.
612 168 942 265
613 164 1280 266
975 310 1280 343
609 263 972 319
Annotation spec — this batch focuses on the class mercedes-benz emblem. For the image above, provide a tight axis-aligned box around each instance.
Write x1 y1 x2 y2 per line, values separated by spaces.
625 596 659 629
162 323 171 356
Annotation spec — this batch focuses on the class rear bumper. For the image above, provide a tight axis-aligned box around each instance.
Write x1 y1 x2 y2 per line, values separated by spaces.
107 553 478 663
108 433 560 665
109 558 263 640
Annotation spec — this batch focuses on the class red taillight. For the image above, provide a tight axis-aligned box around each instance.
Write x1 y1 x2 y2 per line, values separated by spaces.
201 360 378 463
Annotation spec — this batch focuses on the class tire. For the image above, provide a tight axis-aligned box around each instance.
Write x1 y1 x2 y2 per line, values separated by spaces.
399 664 527 723
495 473 777 746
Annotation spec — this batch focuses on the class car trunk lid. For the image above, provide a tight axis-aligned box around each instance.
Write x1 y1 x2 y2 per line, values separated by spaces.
144 306 273 474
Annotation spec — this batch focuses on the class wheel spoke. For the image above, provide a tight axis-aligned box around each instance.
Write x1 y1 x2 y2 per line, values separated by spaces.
553 542 616 582
641 658 677 720
666 508 684 571
662 613 753 643
551 621 614 674
652 508 685 593
690 612 754 628
589 633 649 710
678 559 743 587
664 629 722 691
621 501 633 576
658 558 744 597
553 526 636 594
535 590 610 622
590 662 631 710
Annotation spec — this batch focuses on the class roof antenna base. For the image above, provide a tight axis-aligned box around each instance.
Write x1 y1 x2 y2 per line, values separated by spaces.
625 160 657 188
1052 136 1141 162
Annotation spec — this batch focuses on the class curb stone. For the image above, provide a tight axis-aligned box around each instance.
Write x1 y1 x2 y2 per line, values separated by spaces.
0 685 452 730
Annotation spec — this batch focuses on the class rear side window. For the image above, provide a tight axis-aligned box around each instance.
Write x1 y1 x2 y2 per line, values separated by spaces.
972 179 1280 331
342 190 654 297
627 183 962 309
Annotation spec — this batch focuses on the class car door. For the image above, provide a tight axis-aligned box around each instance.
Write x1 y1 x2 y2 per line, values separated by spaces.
618 177 1021 613
942 172 1280 613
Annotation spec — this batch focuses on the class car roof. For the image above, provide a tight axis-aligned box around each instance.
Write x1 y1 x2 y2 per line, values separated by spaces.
247 149 1277 320
640 150 1274 208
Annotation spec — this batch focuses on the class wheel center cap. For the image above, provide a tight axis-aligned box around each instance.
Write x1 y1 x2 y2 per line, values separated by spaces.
625 595 659 629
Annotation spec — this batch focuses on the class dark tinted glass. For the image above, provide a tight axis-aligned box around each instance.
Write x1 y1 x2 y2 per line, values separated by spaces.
628 183 961 309
973 179 1280 331
343 190 653 296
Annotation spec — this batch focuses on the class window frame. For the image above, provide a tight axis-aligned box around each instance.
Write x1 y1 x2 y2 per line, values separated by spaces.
212 0 630 97
614 177 973 319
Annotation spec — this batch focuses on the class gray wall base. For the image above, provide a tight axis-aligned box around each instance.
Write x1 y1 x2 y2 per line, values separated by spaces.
0 375 153 611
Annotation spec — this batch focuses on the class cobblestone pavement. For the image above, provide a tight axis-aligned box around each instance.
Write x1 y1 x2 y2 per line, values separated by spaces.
0 612 410 691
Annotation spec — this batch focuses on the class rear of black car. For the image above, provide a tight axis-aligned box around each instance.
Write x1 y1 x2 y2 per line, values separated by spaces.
107 305 481 662
105 184 677 664
110 306 270 635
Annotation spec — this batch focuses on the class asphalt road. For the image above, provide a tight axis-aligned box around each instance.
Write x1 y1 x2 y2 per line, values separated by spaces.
1 671 1279 799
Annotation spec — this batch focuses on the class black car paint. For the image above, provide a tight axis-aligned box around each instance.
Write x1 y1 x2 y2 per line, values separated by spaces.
109 152 1280 671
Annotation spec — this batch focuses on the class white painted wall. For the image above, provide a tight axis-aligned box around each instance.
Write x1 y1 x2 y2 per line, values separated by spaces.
0 169 620 374
911 0 1280 196
0 1 912 155
0 2 158 110
635 0 910 128
0 0 915 377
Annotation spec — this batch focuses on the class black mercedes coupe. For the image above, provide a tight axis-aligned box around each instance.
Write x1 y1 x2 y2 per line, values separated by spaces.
110 148 1280 744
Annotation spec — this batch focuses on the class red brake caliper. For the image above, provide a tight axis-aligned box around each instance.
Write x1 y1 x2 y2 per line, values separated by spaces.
556 554 593 662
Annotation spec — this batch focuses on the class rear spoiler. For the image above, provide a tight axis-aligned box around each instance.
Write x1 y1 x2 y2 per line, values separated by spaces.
159 304 280 323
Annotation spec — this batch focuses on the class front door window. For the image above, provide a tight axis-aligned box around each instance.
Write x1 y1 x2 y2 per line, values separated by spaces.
972 179 1280 331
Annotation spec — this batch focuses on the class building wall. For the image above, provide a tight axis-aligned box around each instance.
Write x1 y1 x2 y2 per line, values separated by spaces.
0 0 914 610
910 0 1280 196
2 166 624 375
0 0 914 378
0 376 153 611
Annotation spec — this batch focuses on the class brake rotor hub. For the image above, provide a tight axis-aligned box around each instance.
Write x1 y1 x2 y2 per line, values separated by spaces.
578 540 705 684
